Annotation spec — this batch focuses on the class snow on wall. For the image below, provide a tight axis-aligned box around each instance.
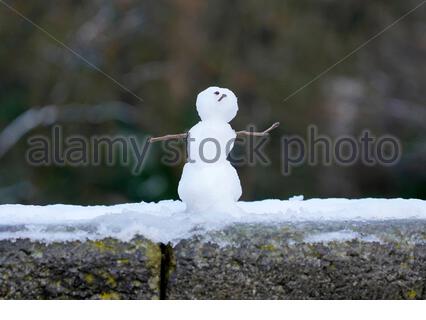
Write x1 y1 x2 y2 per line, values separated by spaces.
0 197 425 243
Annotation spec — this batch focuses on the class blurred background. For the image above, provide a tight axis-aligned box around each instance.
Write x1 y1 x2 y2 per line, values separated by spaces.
0 0 425 205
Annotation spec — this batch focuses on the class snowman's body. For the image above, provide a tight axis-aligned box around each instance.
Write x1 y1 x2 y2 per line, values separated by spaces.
178 87 242 214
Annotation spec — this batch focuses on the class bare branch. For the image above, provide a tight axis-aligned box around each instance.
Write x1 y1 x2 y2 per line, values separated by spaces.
149 133 188 143
0 102 139 158
149 122 280 143
236 122 280 137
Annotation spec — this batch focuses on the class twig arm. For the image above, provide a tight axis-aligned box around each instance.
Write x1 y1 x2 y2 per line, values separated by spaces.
236 122 280 137
149 121 279 142
149 132 188 143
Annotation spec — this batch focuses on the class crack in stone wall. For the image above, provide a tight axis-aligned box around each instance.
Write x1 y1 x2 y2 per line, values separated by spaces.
159 243 175 300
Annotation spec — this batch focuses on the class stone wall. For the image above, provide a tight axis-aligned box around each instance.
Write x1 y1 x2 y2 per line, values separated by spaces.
0 237 161 299
1 221 425 299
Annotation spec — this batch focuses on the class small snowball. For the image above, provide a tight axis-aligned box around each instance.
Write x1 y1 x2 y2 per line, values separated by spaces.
289 195 304 201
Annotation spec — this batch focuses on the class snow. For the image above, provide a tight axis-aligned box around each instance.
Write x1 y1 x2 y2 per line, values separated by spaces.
195 86 238 123
304 230 381 243
179 160 242 214
0 197 425 243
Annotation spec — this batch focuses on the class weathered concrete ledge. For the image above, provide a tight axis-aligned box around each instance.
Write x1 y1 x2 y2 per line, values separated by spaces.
0 237 161 299
168 221 426 299
1 220 426 299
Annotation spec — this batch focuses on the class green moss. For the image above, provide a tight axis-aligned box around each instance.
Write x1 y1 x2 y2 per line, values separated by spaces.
132 280 142 288
99 292 120 300
138 241 161 292
117 258 130 265
259 244 277 251
92 240 116 252
103 272 117 288
148 276 160 291
84 273 95 285
406 289 417 299
145 241 161 271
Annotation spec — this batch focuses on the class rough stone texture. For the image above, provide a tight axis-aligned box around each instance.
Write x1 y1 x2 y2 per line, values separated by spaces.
0 237 161 299
1 220 426 299
167 221 426 299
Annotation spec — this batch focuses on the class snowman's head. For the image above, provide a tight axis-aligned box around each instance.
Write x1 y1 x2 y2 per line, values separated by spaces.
196 86 238 122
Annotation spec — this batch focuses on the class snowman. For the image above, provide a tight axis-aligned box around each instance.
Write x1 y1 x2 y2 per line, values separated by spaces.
150 86 279 215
